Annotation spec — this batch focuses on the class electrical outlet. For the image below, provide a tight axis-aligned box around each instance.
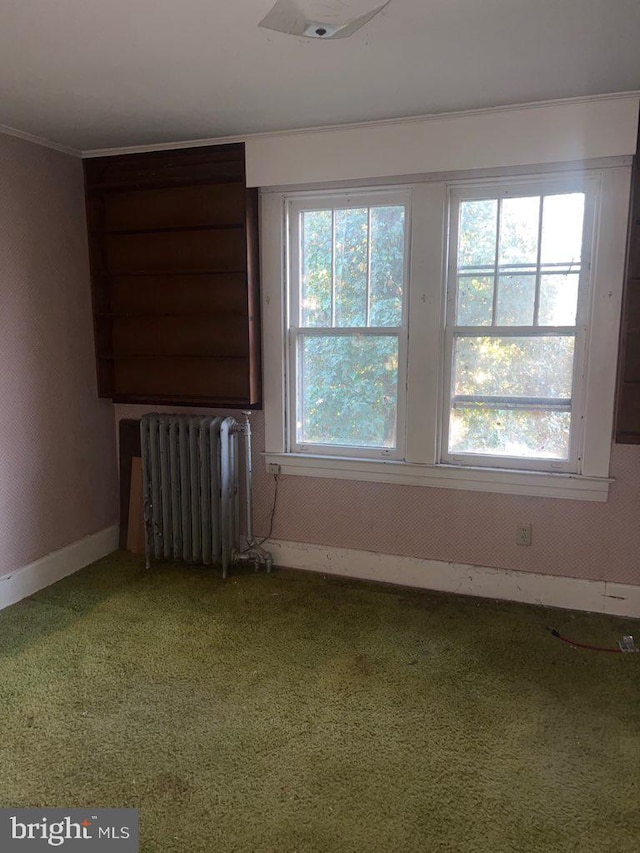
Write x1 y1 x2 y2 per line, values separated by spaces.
516 523 532 546
266 462 281 475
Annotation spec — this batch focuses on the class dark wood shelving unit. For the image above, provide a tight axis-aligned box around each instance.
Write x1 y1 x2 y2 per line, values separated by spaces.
84 143 261 408
615 121 640 442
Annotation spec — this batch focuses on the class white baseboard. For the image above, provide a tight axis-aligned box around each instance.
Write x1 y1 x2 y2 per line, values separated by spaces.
265 539 640 619
0 525 119 612
3 530 636 619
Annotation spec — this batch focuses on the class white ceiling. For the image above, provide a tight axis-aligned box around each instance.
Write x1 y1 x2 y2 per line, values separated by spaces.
1 0 639 153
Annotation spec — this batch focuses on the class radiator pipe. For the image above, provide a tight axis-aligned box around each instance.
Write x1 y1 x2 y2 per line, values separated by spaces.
140 419 152 570
233 411 273 573
243 411 255 546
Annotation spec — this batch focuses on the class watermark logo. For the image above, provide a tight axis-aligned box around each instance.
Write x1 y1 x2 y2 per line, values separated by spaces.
0 810 138 851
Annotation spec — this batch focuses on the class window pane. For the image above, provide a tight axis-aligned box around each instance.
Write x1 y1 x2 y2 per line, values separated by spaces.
335 208 368 327
301 210 332 327
541 193 585 265
454 336 575 398
449 407 571 459
369 205 405 326
457 275 494 325
499 196 540 267
458 199 497 268
298 335 398 447
495 273 536 325
538 273 580 325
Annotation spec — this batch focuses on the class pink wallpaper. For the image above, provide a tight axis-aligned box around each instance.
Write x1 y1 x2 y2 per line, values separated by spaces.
0 132 118 577
115 405 640 587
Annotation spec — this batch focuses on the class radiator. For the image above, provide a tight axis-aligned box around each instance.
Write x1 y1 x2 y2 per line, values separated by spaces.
140 414 240 578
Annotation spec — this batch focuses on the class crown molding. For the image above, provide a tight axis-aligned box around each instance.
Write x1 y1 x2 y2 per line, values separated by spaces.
2 91 637 161
0 122 81 157
80 90 640 159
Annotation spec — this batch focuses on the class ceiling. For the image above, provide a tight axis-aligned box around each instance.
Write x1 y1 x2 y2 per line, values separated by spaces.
1 0 639 153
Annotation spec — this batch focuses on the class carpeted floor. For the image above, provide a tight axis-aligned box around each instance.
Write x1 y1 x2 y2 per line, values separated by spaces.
0 552 638 852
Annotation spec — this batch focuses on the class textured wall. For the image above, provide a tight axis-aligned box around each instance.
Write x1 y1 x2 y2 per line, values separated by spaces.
0 133 118 576
115 405 640 587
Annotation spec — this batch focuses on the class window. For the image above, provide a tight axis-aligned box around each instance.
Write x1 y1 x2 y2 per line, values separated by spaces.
287 191 409 457
262 164 631 500
443 180 595 472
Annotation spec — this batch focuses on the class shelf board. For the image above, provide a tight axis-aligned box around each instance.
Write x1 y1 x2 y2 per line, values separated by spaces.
86 176 244 192
96 310 247 320
97 353 249 361
111 392 260 409
616 432 640 444
93 224 244 236
93 269 247 277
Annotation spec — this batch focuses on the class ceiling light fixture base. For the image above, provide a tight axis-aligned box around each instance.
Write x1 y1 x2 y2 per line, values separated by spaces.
259 0 391 40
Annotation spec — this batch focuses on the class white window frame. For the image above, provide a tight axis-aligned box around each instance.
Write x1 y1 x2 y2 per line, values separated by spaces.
441 175 598 474
261 161 632 502
286 189 411 459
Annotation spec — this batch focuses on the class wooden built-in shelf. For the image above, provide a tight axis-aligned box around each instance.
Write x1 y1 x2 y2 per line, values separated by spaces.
84 143 261 408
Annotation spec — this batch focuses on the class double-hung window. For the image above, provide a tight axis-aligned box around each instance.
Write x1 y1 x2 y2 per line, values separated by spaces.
287 191 410 458
262 164 630 500
443 179 595 472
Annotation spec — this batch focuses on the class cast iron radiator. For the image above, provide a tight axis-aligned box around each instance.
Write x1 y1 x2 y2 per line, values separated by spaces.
140 414 239 578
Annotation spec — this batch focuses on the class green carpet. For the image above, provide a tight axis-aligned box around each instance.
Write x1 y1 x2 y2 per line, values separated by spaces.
0 552 638 852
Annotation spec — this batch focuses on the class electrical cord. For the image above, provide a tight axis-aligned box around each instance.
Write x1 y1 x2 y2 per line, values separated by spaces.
253 473 280 548
547 627 622 653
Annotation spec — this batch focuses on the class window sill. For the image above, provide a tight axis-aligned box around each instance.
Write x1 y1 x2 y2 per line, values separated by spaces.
263 453 612 501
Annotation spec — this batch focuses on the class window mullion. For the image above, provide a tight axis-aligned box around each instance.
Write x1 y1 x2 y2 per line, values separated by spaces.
406 181 446 465
533 196 544 325
365 207 372 327
330 209 337 327
287 327 299 452
491 198 502 324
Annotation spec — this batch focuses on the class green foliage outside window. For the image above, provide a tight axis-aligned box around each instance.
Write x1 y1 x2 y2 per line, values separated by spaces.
298 206 405 447
450 193 585 459
293 190 585 460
